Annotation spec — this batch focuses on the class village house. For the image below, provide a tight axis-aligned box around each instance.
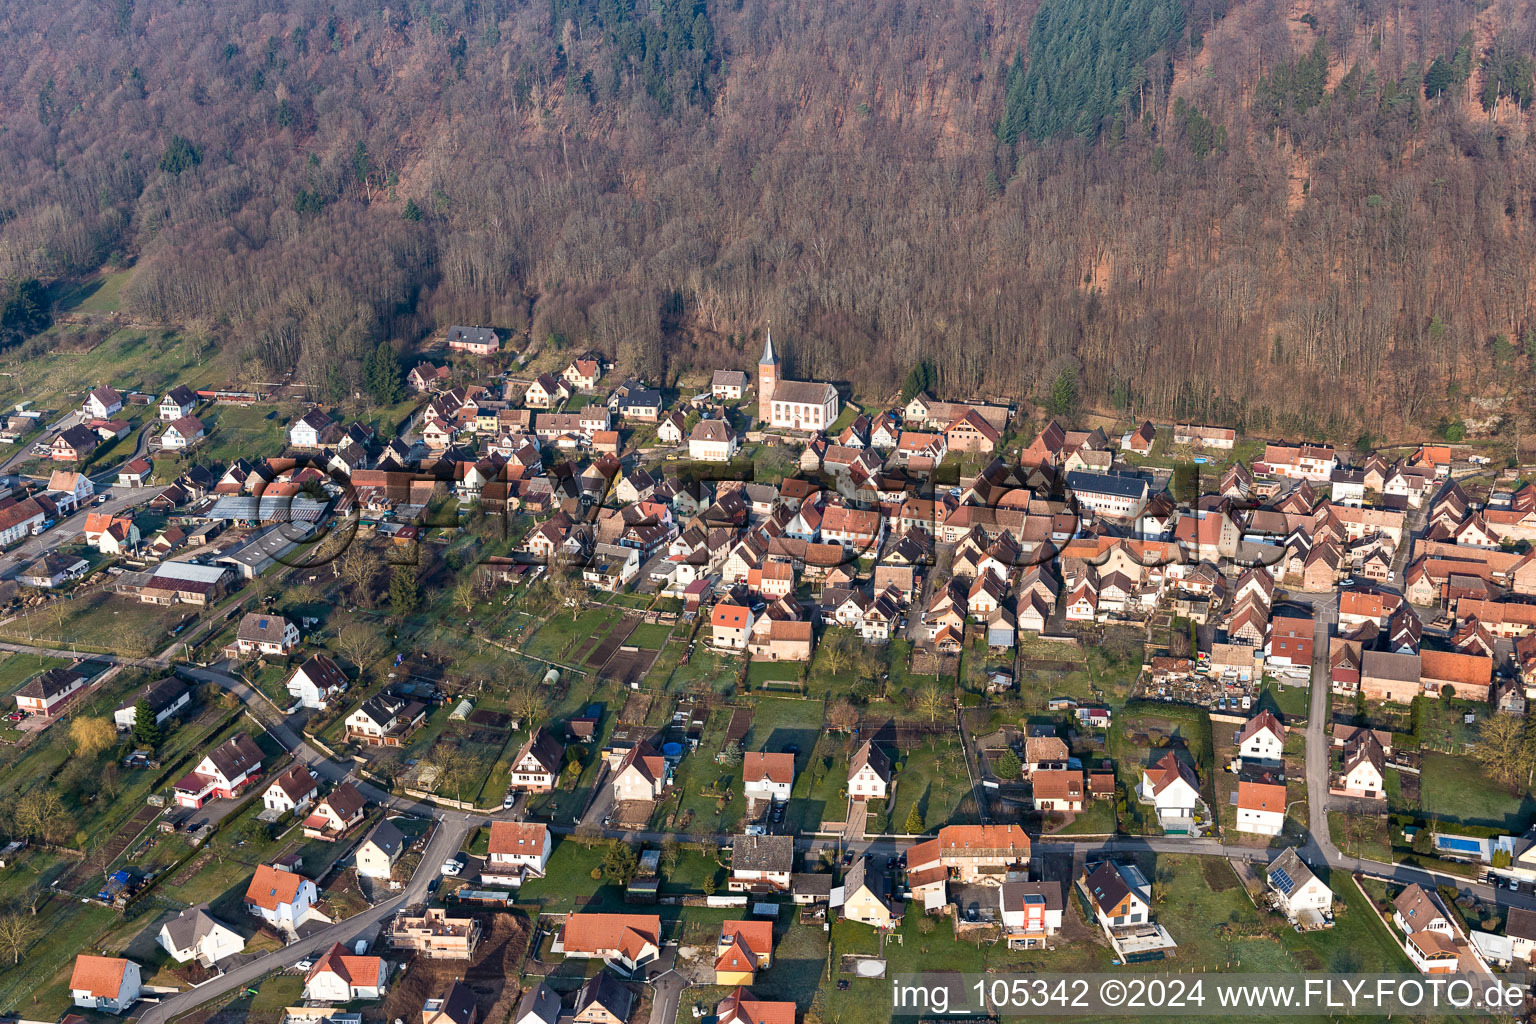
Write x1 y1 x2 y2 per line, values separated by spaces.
235 612 299 657
716 988 797 1024
172 732 264 808
159 385 197 420
46 468 94 513
742 752 795 804
730 834 794 892
51 424 100 461
303 782 367 839
84 385 123 418
356 819 406 880
514 982 562 1024
70 955 141 1015
304 943 388 1001
345 696 427 746
1337 731 1386 799
1393 884 1461 974
1237 710 1285 765
1236 780 1287 836
263 763 319 815
1031 769 1085 812
574 971 634 1024
712 370 748 400
390 907 482 960
445 325 499 355
113 676 191 731
286 653 349 709
508 729 564 792
840 857 896 929
563 358 602 390
244 863 320 931
1266 848 1333 927
712 603 755 650
612 742 669 802
848 740 891 800
289 409 338 448
157 906 245 965
1138 752 1202 833
161 415 205 449
555 913 661 972
1000 881 1065 948
14 664 89 716
715 919 774 985
1080 860 1152 930
484 821 551 885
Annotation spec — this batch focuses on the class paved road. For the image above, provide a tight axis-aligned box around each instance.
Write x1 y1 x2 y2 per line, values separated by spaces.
1302 589 1339 860
135 813 472 1024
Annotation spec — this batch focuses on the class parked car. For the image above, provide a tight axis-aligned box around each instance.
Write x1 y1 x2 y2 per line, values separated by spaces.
440 856 464 876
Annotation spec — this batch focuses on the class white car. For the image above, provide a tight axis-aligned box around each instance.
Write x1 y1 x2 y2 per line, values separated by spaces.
440 858 463 876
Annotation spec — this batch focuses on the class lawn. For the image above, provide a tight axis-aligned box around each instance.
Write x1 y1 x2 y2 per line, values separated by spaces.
626 622 674 650
0 326 227 417
522 605 629 666
1419 751 1536 830
0 590 190 656
0 651 69 694
1257 679 1310 722
886 734 979 832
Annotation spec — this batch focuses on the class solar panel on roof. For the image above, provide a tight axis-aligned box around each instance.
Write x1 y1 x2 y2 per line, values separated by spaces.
1269 866 1294 895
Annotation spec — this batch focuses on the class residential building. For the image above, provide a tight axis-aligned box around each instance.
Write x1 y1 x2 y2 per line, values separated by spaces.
714 920 774 985
1237 710 1285 765
391 908 482 960
345 696 427 746
484 821 551 885
161 415 205 449
514 982 562 1024
1266 849 1332 927
1236 781 1287 836
1000 881 1064 949
715 987 797 1024
15 665 88 716
612 742 668 802
1080 861 1151 929
70 955 141 1015
848 740 891 800
356 819 407 879
303 782 367 839
173 732 264 808
1393 884 1460 974
712 603 755 650
423 982 480 1024
286 653 349 709
304 943 388 1001
556 913 661 971
508 729 564 792
574 971 634 1024
244 864 319 930
263 764 319 814
84 385 124 418
840 857 895 929
235 612 300 656
157 906 245 965
730 834 794 892
160 385 197 421
446 326 499 355
712 370 748 400
742 752 795 804
1137 752 1202 832
113 676 191 731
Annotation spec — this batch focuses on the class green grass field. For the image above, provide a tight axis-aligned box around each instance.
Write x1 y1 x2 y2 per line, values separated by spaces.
1419 751 1536 830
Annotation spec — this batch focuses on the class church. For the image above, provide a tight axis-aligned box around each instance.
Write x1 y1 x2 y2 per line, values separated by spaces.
757 331 839 432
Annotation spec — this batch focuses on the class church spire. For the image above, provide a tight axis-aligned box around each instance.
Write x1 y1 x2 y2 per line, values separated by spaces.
759 325 777 368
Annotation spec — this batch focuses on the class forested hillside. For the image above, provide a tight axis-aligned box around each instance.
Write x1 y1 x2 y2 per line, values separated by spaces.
2 0 1536 437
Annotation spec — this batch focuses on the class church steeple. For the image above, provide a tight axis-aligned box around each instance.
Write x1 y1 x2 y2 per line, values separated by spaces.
759 326 777 368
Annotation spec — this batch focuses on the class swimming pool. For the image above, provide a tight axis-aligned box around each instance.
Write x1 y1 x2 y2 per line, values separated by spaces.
1435 836 1484 854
